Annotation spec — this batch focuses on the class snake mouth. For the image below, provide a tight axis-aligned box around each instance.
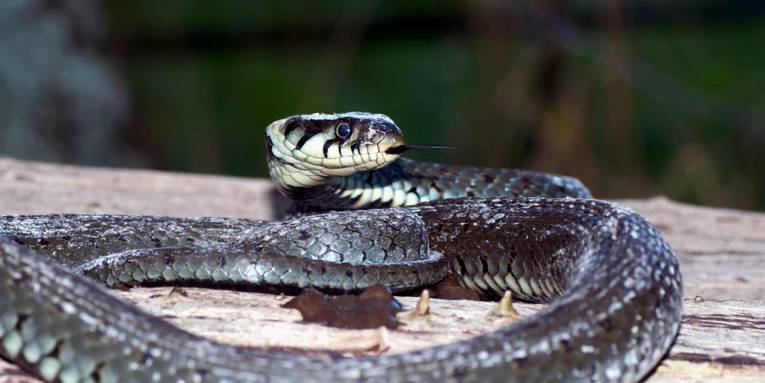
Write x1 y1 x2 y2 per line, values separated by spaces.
386 144 456 155
385 145 408 155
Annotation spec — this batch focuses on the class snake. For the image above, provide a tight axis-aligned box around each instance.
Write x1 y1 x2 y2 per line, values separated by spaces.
0 112 683 382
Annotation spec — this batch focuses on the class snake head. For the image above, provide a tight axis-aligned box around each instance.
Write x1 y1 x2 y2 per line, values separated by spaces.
266 112 405 188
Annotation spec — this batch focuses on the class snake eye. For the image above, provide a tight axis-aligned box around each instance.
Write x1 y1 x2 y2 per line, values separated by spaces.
336 123 353 139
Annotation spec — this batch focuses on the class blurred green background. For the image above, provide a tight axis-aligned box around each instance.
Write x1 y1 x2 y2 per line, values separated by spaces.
1 1 764 210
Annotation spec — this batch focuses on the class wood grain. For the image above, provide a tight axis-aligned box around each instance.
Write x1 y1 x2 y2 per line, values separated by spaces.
0 156 762 382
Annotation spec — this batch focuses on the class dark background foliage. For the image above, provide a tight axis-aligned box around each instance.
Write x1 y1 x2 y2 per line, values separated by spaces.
2 1 763 210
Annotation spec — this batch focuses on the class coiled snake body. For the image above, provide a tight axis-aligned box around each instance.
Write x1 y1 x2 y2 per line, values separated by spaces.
0 112 682 382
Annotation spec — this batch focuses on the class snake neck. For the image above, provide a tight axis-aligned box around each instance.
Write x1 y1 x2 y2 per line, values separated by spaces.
273 158 438 209
272 155 593 210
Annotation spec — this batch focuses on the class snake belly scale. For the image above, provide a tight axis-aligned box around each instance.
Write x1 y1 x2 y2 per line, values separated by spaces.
0 112 682 382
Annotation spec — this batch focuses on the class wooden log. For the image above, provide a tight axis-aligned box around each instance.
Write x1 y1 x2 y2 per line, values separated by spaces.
0 156 763 382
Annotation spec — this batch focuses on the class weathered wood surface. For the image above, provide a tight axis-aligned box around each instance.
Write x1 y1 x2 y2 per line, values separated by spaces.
0 156 763 382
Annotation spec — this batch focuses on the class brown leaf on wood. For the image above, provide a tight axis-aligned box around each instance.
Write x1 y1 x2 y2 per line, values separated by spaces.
282 284 403 329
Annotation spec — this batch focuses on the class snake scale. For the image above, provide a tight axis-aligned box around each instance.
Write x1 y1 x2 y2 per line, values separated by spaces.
0 112 682 382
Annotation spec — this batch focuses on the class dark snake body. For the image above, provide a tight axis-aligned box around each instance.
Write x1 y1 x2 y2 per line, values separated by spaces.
0 113 683 382
279 157 590 210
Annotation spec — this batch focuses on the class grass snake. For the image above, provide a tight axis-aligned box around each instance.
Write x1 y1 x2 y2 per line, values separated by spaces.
0 112 683 382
